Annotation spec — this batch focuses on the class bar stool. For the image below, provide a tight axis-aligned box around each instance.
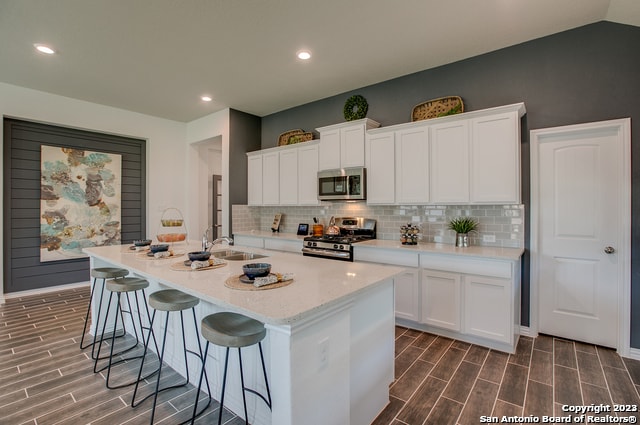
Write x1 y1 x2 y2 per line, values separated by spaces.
191 312 272 425
132 289 211 425
80 267 129 358
93 276 159 389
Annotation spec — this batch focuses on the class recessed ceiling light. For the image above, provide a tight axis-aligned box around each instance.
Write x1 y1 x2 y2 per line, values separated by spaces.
201 96 212 102
297 50 311 60
34 44 55 55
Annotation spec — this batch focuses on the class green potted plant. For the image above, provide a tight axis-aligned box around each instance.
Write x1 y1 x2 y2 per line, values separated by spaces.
448 217 478 247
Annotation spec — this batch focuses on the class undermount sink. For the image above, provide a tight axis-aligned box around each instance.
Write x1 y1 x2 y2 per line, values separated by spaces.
210 250 268 261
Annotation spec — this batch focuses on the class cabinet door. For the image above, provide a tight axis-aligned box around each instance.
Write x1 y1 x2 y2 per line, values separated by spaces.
396 126 430 204
430 120 470 203
463 275 511 343
279 149 298 205
470 112 520 203
297 143 319 205
341 124 365 168
421 269 461 331
365 131 395 204
395 268 420 322
247 154 263 206
318 128 341 170
262 151 280 205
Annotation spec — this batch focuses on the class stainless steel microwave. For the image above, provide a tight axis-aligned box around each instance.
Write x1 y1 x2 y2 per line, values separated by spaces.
317 167 366 201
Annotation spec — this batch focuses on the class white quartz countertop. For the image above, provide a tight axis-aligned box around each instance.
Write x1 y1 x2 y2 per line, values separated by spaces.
234 230 305 241
355 240 524 261
84 242 405 326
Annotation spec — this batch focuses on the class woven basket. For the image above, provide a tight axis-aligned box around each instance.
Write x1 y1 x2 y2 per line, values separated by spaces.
278 129 313 146
411 96 464 121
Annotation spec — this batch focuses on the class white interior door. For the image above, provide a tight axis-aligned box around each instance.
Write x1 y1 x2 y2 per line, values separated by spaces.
531 119 630 350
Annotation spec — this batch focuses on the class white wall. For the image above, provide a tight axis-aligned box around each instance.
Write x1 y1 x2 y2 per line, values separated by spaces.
185 109 230 238
0 82 189 295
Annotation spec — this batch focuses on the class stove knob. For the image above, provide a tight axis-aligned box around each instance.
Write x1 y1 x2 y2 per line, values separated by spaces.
333 244 338 249
339 245 344 250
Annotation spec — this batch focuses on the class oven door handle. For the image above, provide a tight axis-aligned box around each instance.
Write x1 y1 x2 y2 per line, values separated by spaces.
301 246 351 259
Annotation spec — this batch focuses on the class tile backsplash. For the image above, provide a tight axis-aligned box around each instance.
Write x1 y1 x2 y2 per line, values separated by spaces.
233 203 524 248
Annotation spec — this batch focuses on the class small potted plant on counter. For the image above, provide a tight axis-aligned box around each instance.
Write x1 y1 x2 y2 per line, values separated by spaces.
448 217 478 247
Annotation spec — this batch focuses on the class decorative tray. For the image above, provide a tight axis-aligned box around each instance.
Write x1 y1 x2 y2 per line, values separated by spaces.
136 250 185 260
225 274 293 291
169 258 227 271
411 96 464 121
277 129 313 146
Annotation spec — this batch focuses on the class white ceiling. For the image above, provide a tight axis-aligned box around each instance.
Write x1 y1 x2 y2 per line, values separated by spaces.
0 0 638 122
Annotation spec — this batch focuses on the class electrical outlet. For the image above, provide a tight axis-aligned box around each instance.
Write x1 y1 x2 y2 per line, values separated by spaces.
318 337 329 371
483 234 496 243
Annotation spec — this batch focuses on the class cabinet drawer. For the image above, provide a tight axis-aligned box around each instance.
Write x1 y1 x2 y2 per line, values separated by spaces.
354 247 419 267
234 235 264 249
264 238 302 253
419 254 512 279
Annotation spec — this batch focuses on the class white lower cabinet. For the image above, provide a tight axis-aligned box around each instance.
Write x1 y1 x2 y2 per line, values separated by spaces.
421 269 461 331
419 254 520 353
463 274 511 343
264 238 302 253
233 234 264 249
394 268 421 322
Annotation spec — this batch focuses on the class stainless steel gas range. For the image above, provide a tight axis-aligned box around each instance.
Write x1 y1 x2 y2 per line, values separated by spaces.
302 217 376 261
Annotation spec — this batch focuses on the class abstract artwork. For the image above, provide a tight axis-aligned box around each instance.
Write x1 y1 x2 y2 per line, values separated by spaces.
40 146 122 262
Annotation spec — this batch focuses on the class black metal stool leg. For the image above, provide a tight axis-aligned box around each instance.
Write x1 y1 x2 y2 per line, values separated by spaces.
237 348 249 424
79 277 99 349
218 347 231 425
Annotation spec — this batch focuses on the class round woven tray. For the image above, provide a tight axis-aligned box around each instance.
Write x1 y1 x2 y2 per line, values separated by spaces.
411 96 464 121
225 274 293 291
136 251 185 260
169 260 227 271
277 129 313 146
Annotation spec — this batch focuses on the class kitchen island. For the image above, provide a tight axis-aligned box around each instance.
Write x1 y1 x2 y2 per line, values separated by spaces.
84 242 405 425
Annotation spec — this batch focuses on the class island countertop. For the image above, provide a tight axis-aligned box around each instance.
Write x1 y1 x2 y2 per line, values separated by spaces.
83 242 405 326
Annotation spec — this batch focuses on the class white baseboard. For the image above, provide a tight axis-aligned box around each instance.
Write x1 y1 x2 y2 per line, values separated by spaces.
519 325 537 338
1 281 90 304
626 347 640 361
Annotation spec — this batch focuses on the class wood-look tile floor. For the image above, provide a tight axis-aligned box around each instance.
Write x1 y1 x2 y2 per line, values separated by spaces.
0 286 244 425
373 327 640 425
3 287 640 425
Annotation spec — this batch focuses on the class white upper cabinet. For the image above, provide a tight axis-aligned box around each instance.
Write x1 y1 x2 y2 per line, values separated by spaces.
365 130 395 204
430 120 470 204
396 126 430 204
261 151 280 205
297 142 320 205
246 140 319 206
247 153 263 206
317 118 380 171
470 111 521 203
279 148 298 205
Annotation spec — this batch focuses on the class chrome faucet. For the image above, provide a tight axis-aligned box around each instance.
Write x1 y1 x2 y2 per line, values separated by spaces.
202 226 233 251
213 236 234 246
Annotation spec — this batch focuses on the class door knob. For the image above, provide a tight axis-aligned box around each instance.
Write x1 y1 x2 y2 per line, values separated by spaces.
604 246 616 254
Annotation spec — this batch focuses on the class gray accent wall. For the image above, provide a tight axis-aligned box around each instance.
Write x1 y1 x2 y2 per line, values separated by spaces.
228 109 261 232
260 21 640 346
3 119 146 293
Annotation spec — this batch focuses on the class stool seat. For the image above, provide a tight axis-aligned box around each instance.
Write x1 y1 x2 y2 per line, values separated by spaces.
201 312 266 348
132 289 210 424
91 267 129 279
106 277 149 293
192 312 271 425
95 276 156 390
148 289 199 311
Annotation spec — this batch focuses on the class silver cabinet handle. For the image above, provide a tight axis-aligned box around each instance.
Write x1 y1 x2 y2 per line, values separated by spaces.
604 246 616 254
